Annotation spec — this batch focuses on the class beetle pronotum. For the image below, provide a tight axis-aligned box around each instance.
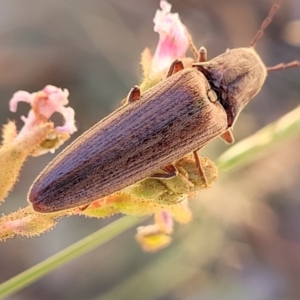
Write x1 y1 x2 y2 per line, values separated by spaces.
29 0 299 213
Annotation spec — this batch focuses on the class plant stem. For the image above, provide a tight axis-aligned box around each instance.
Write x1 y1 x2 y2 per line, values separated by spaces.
0 216 144 299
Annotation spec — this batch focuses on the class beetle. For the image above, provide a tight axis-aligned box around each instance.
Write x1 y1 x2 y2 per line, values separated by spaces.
29 0 299 213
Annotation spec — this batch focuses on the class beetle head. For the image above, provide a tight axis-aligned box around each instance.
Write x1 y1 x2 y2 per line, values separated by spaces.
195 47 267 127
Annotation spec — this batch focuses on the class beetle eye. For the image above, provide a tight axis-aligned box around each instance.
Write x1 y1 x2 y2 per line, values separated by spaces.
207 89 217 103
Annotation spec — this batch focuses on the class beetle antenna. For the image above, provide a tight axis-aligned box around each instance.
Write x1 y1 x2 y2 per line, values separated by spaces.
250 0 282 47
267 60 300 72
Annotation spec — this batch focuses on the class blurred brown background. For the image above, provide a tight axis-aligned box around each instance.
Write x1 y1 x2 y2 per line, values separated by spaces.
1 0 300 299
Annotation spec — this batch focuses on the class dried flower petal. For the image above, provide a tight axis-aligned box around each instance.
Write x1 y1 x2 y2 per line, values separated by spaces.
155 210 174 234
135 224 172 252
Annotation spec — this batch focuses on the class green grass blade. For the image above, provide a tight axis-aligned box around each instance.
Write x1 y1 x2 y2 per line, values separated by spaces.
0 216 144 299
217 106 300 171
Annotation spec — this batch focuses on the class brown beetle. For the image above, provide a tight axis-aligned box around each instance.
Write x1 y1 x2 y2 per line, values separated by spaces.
29 0 299 213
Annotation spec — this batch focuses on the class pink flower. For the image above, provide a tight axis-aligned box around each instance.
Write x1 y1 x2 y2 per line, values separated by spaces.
151 0 190 74
7 85 77 156
10 85 77 137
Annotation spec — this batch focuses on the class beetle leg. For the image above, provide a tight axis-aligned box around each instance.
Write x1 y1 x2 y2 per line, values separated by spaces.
198 46 207 62
187 33 208 62
166 60 184 78
193 150 208 186
124 85 141 105
78 203 90 211
220 129 235 144
151 164 178 179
